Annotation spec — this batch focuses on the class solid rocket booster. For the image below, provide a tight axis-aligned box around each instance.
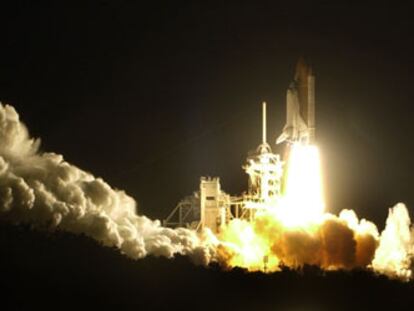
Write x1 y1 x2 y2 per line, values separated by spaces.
276 58 315 145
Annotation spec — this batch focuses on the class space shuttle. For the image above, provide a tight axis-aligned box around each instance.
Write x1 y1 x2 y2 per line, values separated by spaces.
276 58 315 145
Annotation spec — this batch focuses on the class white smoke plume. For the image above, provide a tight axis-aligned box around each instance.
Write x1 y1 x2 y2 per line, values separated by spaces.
372 203 414 280
0 104 215 264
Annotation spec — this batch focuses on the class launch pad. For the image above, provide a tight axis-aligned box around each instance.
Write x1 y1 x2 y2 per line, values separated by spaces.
164 59 316 234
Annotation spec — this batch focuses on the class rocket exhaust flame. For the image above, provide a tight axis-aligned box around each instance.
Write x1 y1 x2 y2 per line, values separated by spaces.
277 143 325 227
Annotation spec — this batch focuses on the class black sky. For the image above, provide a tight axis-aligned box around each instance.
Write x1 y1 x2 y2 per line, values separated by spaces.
0 1 413 226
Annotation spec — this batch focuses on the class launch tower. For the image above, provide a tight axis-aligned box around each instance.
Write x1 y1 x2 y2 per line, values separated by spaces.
164 58 316 234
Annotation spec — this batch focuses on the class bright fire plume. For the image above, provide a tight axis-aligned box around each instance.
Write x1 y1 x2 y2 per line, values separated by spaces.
218 143 329 271
216 143 413 280
277 143 325 227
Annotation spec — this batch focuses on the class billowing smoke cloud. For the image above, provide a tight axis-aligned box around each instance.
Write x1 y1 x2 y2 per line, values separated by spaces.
1 103 413 281
0 104 215 264
216 210 379 271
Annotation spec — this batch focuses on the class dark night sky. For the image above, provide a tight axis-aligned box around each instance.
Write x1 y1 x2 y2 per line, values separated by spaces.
0 1 413 227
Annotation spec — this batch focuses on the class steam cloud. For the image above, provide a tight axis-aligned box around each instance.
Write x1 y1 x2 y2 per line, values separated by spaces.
0 104 215 264
0 103 413 280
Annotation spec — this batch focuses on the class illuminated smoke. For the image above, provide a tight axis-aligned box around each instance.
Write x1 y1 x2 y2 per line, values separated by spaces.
372 203 414 280
217 209 380 272
217 204 413 280
0 104 215 264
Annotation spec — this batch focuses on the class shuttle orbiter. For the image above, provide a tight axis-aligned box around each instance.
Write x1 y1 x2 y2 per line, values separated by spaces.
276 58 315 145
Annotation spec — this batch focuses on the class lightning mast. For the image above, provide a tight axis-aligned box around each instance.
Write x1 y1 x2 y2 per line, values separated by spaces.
262 101 267 144
243 102 283 209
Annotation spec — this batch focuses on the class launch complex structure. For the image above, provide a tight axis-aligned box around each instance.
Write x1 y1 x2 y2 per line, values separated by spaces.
164 59 315 234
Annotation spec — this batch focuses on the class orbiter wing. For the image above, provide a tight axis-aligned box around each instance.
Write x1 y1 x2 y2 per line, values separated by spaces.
276 86 308 144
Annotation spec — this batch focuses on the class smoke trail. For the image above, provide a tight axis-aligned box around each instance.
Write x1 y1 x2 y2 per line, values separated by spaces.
0 104 215 264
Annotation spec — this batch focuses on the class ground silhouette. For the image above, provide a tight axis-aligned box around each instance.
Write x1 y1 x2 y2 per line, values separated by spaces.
0 223 412 310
